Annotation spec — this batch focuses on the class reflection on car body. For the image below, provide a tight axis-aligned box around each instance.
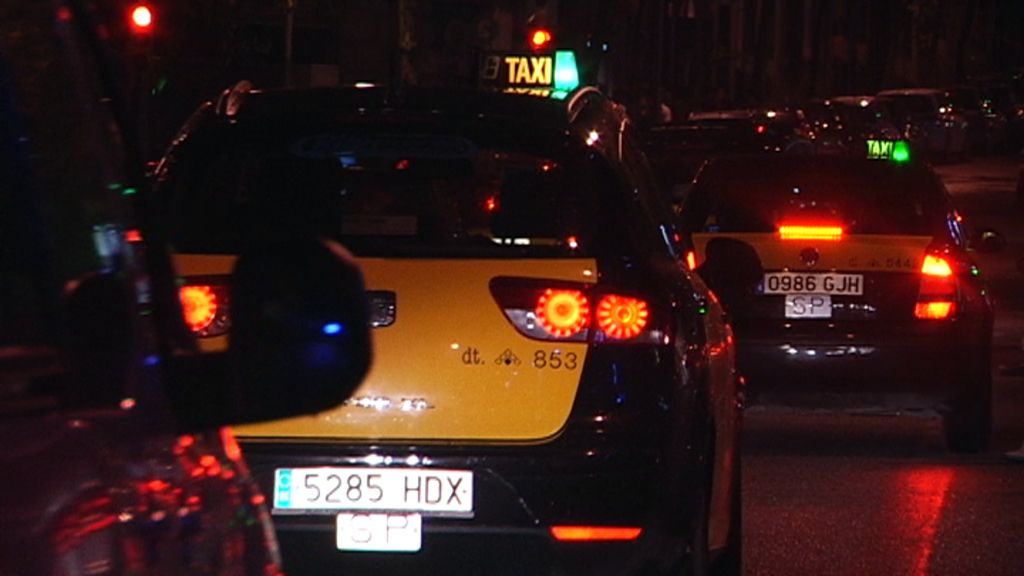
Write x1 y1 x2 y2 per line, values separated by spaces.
680 152 995 453
156 81 743 575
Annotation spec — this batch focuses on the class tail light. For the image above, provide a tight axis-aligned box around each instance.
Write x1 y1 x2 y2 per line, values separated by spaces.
596 295 649 339
915 252 957 320
536 289 590 337
778 224 844 241
490 278 667 344
550 526 643 542
178 280 231 336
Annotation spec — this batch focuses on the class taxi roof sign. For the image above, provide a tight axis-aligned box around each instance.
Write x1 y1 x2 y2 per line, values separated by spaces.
866 139 910 163
480 50 580 100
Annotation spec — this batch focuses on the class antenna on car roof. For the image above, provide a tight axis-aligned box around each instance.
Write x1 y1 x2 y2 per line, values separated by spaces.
216 80 254 117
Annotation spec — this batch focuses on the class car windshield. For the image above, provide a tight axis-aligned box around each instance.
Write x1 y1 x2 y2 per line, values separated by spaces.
163 128 627 259
682 158 951 236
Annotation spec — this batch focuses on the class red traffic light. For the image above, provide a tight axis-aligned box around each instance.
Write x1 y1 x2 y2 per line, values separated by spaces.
529 28 553 51
129 4 154 33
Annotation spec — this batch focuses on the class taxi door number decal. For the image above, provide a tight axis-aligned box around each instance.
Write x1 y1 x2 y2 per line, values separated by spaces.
533 350 579 370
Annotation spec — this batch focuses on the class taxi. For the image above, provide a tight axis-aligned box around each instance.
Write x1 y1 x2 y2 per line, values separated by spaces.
152 55 742 576
679 142 996 453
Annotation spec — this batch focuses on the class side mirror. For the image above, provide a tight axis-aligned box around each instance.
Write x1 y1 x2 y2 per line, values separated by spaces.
971 228 1006 254
167 237 372 431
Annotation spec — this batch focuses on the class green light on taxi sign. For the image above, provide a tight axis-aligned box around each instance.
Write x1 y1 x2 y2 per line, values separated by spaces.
891 140 910 162
553 51 580 93
866 139 910 163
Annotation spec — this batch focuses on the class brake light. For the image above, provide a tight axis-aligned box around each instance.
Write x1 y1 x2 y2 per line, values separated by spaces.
915 302 954 319
550 526 643 542
536 289 590 337
778 225 843 241
596 295 649 339
915 253 957 320
178 282 231 336
921 255 952 277
490 278 666 344
180 286 217 332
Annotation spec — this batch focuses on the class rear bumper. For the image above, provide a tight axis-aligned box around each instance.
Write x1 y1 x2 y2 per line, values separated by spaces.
242 435 699 576
734 321 984 409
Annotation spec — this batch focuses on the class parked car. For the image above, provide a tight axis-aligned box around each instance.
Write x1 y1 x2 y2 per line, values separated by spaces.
875 88 970 161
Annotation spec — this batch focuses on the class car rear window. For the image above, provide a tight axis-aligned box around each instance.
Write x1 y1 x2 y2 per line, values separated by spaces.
681 158 952 237
163 129 633 258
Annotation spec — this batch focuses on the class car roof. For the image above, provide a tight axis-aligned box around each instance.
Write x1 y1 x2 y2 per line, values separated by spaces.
876 88 942 97
700 153 935 179
208 83 611 132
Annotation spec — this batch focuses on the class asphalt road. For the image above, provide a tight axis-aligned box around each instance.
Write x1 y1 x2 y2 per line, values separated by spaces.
742 154 1024 576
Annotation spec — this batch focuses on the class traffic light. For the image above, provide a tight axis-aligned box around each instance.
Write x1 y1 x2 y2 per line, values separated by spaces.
128 3 154 34
529 28 553 51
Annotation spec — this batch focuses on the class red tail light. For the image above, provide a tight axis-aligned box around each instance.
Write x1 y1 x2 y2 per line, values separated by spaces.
491 278 666 344
915 253 957 320
536 289 590 338
778 224 843 241
550 526 643 542
596 295 649 339
178 281 231 336
920 255 953 277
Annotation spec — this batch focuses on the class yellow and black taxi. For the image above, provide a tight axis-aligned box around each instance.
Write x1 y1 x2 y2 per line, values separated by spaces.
679 143 997 453
152 68 742 575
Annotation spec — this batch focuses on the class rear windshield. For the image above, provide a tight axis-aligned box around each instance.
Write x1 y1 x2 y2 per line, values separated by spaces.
681 158 952 237
162 128 633 258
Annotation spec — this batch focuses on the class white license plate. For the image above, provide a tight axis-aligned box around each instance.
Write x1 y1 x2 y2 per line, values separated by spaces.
785 294 832 318
763 272 863 295
273 467 473 515
337 512 422 552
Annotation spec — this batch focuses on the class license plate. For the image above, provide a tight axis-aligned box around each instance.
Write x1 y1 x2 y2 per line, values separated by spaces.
337 512 422 552
763 272 863 295
274 467 473 515
785 294 832 318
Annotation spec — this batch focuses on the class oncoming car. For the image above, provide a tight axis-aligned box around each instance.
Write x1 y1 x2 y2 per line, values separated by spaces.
679 149 996 453
153 82 743 575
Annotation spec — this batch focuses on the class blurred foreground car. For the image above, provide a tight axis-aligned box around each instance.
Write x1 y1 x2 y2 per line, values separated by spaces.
679 149 999 453
1 2 371 575
154 76 742 576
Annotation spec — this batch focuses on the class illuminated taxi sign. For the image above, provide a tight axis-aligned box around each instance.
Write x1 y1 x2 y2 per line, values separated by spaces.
480 51 580 100
505 56 552 85
866 139 910 163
